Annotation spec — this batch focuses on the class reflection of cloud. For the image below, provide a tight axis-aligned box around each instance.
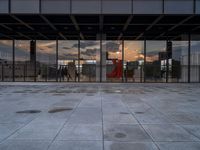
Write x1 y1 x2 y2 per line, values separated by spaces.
73 41 98 49
104 42 120 52
81 48 98 56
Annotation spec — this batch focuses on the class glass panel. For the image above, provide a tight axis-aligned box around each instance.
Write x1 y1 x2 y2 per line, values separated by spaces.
36 40 57 81
197 0 200 14
11 0 40 13
133 0 163 14
41 0 70 14
102 0 132 14
15 40 35 81
58 40 78 82
146 41 166 82
72 0 101 14
0 40 13 81
104 40 122 82
190 35 200 82
80 40 100 82
0 0 9 13
124 41 144 82
169 41 188 82
164 0 193 14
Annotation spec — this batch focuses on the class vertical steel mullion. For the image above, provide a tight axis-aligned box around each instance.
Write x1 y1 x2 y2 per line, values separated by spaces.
56 39 58 82
13 40 15 82
166 38 169 83
162 0 165 14
2 64 4 81
34 40 37 82
122 39 124 83
188 33 191 83
8 0 11 13
78 36 80 82
100 33 102 83
144 38 146 83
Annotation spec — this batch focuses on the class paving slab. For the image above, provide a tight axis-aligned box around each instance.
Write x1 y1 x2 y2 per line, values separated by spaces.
143 124 199 142
104 141 158 150
104 124 152 142
49 141 103 150
157 142 200 150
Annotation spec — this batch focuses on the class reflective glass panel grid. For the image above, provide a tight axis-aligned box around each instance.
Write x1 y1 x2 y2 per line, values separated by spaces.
80 40 100 82
124 41 144 82
36 40 57 81
170 41 188 83
190 35 200 82
58 40 78 82
15 40 35 81
0 40 13 81
104 40 122 82
145 41 166 82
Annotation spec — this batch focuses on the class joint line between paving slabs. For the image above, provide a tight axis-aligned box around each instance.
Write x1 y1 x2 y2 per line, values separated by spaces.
100 85 105 150
122 95 161 150
46 93 86 150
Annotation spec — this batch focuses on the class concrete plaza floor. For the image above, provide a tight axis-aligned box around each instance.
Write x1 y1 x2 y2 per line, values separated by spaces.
0 83 200 150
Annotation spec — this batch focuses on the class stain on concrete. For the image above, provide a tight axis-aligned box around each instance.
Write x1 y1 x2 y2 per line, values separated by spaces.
48 107 73 113
16 110 41 114
115 132 127 138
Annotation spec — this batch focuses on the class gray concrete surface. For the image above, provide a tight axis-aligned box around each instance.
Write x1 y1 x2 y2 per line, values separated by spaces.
0 83 200 150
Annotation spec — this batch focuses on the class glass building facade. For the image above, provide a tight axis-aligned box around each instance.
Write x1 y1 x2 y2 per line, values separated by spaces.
0 0 200 82
0 37 200 83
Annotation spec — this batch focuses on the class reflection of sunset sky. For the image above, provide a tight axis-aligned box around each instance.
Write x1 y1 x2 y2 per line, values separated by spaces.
0 40 200 62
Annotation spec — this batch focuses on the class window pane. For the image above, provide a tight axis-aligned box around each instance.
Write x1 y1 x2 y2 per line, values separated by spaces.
11 0 40 13
190 35 200 82
0 40 13 81
170 41 188 83
36 40 57 81
41 0 70 14
164 0 193 14
0 0 9 13
58 40 78 82
146 41 166 82
72 0 101 14
133 0 162 14
124 41 144 82
102 0 132 14
197 0 200 14
104 40 122 82
80 40 100 82
15 40 35 81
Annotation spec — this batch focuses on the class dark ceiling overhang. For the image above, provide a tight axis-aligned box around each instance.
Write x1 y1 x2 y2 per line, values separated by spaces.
0 14 200 40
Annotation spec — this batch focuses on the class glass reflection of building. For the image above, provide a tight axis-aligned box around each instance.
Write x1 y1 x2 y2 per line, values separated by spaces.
0 37 200 83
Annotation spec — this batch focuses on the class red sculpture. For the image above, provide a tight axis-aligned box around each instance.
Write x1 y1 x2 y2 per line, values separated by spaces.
107 59 122 78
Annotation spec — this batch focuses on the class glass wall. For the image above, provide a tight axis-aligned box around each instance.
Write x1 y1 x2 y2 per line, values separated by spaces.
36 40 57 81
169 40 188 82
105 41 122 82
58 40 78 82
1 37 200 83
124 41 144 82
190 35 200 82
0 40 13 81
15 40 35 81
146 41 166 82
80 40 100 82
